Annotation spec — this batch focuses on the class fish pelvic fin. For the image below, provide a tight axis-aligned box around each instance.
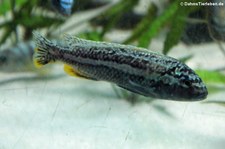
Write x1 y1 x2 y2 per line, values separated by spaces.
32 31 56 68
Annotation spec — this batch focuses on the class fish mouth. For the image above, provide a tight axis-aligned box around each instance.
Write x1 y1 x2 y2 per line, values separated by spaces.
195 92 207 100
192 88 208 100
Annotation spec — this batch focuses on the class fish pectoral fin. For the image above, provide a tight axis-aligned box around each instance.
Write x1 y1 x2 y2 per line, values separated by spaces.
63 64 97 80
118 85 142 96
129 79 158 97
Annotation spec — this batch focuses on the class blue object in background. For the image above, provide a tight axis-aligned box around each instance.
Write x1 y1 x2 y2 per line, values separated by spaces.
52 0 74 16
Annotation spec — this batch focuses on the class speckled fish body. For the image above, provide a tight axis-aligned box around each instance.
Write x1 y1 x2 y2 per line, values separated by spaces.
0 41 35 72
33 32 208 101
52 0 74 16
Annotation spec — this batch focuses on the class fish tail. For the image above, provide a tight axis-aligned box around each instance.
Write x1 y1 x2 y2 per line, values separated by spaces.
32 31 56 68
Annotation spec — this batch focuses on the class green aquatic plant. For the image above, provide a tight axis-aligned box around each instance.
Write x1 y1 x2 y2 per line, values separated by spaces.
196 70 225 97
123 3 158 44
196 70 225 85
163 0 206 55
201 70 225 106
137 0 179 48
98 0 139 36
0 0 27 15
78 31 103 42
0 0 64 45
136 0 206 52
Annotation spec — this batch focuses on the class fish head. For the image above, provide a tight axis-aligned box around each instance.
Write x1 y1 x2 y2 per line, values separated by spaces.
158 63 208 101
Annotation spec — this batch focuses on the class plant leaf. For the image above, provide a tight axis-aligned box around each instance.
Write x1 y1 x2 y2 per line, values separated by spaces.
123 3 158 44
138 0 179 48
78 31 103 41
18 15 63 29
163 0 206 55
0 1 10 15
0 0 27 15
0 27 13 45
195 70 225 85
100 0 138 36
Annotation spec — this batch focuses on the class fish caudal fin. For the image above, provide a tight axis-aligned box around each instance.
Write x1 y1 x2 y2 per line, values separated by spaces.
32 31 56 68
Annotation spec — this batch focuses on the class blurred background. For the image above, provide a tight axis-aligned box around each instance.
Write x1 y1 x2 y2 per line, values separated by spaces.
0 0 225 148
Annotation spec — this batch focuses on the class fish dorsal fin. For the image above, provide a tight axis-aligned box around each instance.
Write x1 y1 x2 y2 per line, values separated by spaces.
63 34 95 47
63 34 114 47
63 34 148 51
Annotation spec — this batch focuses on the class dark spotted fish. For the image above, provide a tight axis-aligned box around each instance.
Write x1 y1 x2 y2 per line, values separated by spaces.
0 40 64 73
52 0 74 16
33 31 208 101
0 41 35 72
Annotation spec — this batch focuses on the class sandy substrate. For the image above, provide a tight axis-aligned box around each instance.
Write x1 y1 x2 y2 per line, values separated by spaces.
0 73 225 149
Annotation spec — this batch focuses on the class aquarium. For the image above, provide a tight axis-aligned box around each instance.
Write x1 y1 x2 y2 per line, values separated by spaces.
0 0 225 149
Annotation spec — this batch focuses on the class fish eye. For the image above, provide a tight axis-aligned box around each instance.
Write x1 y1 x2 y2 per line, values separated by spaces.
184 80 191 87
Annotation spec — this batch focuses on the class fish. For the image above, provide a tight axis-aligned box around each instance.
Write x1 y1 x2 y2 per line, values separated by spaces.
32 31 208 101
51 0 74 16
0 41 36 72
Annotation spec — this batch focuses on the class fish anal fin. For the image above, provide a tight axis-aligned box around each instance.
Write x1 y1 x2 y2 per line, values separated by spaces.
64 64 84 78
63 64 97 80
